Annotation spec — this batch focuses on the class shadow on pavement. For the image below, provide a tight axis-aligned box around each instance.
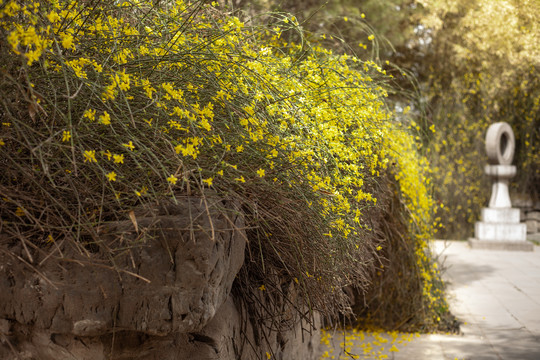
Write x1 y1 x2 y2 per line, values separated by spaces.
438 253 496 288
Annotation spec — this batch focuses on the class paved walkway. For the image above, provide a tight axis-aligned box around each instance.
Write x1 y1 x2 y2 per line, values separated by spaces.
318 240 540 359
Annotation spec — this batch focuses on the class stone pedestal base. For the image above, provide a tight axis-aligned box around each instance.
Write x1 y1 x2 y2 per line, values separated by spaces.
475 221 527 241
481 208 520 223
472 207 533 251
468 238 533 251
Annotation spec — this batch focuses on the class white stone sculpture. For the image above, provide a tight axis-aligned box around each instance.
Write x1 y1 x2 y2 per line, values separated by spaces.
470 122 532 251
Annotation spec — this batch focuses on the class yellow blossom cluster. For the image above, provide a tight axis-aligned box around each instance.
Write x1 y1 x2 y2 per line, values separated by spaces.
0 0 442 331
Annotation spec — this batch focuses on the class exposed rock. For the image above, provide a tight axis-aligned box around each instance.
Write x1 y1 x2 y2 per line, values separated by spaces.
526 211 540 222
1 293 320 360
196 290 321 360
526 220 538 234
0 195 246 356
0 195 320 359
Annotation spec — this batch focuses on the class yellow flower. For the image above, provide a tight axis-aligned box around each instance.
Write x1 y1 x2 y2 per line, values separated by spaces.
15 207 25 217
389 344 399 352
162 82 183 101
203 178 213 186
7 31 20 54
167 175 178 185
62 130 71 142
266 351 271 359
83 150 97 163
99 111 111 125
103 150 112 160
26 50 42 66
368 34 375 41
376 246 382 251
83 109 96 121
60 31 75 50
3 1 20 16
257 168 265 177
116 70 130 91
141 79 155 99
47 11 60 23
0 139 5 146
102 83 116 101
106 171 117 181
123 140 135 151
259 285 265 291
135 186 148 196
113 154 124 164
139 45 150 55
91 60 103 73
235 176 245 183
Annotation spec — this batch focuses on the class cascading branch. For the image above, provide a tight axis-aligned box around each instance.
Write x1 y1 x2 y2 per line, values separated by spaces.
0 0 446 329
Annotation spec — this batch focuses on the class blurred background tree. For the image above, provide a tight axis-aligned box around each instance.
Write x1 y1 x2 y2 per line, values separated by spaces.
417 0 540 238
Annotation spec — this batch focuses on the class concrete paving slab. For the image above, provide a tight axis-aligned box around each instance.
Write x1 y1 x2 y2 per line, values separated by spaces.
317 240 540 359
